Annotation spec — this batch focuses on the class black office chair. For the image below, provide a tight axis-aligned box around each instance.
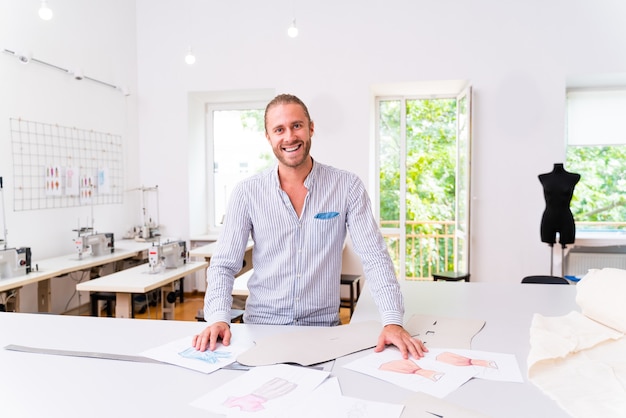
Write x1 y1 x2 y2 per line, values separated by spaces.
521 275 569 285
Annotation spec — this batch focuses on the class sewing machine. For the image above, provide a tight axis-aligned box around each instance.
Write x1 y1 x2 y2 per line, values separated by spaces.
147 240 186 273
0 247 31 279
128 185 161 242
74 232 114 259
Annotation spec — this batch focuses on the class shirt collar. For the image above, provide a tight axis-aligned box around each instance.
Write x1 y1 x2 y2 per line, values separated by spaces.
271 158 318 189
304 158 318 189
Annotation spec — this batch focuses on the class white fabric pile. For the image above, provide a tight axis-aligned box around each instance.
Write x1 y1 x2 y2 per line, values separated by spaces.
528 268 626 418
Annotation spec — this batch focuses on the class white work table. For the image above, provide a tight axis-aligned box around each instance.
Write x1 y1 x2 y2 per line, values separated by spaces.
76 261 208 319
188 241 220 260
189 232 220 245
0 241 150 292
189 240 254 279
0 281 578 417
36 240 151 277
0 240 152 311
343 280 578 417
0 267 64 293
189 240 254 262
231 268 252 296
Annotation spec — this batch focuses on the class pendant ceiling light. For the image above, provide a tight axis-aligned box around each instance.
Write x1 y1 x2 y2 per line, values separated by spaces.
287 19 298 38
38 0 53 20
184 47 196 65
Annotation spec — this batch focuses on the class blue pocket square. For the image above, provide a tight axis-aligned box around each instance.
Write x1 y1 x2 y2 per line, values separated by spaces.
315 212 340 219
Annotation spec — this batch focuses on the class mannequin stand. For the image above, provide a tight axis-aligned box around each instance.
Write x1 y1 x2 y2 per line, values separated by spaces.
548 244 566 277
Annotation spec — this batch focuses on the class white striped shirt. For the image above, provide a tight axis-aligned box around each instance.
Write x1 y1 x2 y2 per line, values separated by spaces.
204 160 404 327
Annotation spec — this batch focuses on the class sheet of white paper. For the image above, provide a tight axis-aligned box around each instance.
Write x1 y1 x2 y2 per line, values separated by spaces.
427 348 524 383
311 376 342 396
65 166 79 196
190 364 330 417
139 335 253 374
345 347 524 398
97 167 110 194
343 347 477 398
278 376 404 418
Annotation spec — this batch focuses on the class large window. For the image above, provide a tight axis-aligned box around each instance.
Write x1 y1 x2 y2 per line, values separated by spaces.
566 89 626 230
206 103 273 230
376 89 471 280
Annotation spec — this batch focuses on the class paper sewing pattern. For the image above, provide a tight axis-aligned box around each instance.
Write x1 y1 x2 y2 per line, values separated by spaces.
236 320 381 367
404 315 486 349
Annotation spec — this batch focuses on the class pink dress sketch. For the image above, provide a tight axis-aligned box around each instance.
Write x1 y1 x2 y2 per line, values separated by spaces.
436 351 498 369
379 359 444 381
223 377 297 412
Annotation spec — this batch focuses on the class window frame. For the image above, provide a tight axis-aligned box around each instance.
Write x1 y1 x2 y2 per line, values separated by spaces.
565 86 626 230
374 89 471 280
187 89 274 238
205 100 268 232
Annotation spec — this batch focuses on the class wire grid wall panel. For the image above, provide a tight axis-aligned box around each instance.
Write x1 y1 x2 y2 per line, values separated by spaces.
10 118 124 211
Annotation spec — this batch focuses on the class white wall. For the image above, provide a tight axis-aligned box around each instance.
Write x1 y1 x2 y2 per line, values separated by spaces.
0 0 139 312
2 0 626 312
135 0 626 283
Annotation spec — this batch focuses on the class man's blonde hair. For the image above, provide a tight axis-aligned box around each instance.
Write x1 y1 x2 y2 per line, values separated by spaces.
264 94 312 133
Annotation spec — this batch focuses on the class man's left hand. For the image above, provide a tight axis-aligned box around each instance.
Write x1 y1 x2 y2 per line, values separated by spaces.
374 324 428 359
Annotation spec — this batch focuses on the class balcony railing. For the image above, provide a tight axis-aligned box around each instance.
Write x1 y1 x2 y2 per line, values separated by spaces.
575 221 626 232
380 220 626 281
381 220 456 281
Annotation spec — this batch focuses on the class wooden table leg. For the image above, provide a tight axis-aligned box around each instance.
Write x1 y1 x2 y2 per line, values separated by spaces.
161 283 176 320
115 293 133 318
37 279 51 312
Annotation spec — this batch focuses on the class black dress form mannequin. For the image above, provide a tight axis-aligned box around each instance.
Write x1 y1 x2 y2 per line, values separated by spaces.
538 163 580 275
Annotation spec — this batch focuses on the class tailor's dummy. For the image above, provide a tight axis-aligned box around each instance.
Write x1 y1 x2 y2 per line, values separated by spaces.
538 163 581 247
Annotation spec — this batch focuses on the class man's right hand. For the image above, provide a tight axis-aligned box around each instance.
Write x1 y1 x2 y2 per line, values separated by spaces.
192 321 231 352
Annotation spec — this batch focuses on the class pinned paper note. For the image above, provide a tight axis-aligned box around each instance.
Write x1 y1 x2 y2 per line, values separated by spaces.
97 167 110 194
44 165 62 196
65 166 79 196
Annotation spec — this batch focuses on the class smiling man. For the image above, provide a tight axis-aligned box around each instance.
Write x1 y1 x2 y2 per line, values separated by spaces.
193 94 426 360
